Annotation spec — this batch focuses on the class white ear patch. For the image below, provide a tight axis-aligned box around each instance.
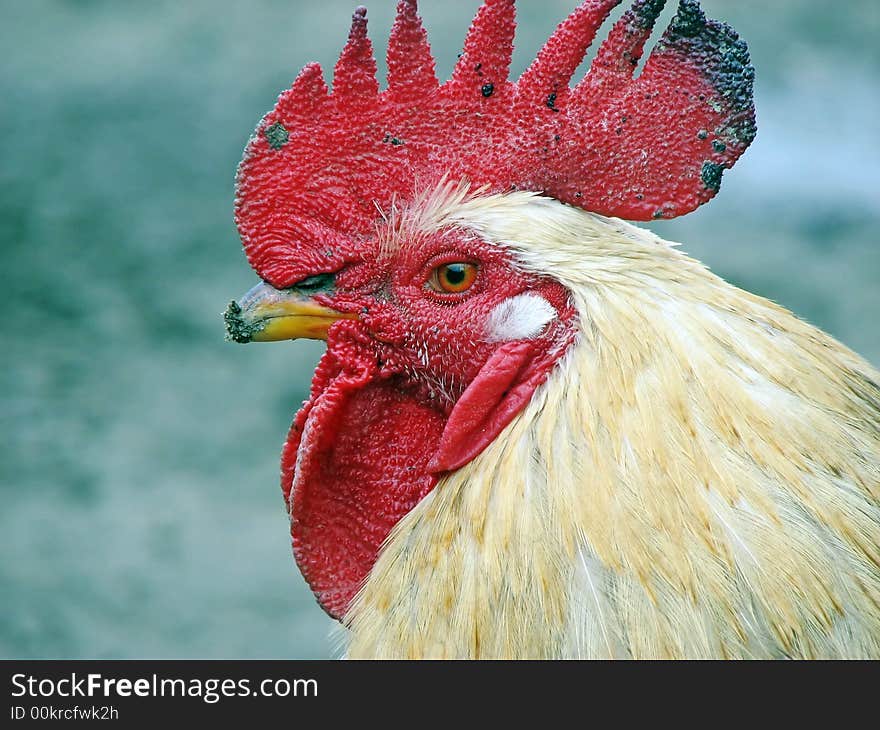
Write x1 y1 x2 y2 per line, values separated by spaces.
486 293 557 342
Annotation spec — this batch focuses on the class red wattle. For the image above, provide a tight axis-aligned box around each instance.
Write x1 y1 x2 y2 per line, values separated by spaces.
282 354 444 619
282 334 575 619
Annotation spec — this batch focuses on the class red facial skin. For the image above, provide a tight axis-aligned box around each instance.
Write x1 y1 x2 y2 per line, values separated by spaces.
279 229 577 619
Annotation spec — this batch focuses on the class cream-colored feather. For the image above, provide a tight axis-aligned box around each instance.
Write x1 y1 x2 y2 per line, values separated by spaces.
344 188 880 659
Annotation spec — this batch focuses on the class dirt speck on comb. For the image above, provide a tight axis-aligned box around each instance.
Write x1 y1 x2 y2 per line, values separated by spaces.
700 160 725 192
264 121 289 150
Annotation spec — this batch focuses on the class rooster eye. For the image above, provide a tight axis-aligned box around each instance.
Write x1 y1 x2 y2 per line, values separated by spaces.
429 262 478 294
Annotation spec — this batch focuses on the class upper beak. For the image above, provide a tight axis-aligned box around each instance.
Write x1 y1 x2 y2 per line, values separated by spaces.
224 281 354 343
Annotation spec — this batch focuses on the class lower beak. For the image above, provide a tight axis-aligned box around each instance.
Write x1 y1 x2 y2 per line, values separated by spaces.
224 281 354 343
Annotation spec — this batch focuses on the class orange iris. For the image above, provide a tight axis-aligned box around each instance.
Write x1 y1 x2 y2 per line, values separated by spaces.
430 262 478 294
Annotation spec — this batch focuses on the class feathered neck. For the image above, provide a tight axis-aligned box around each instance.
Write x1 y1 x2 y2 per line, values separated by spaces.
343 194 880 658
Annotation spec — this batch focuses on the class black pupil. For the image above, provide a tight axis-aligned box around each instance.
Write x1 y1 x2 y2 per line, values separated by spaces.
444 264 468 286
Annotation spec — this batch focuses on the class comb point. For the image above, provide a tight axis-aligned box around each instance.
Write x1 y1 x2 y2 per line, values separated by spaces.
450 0 516 95
517 0 621 109
333 5 379 109
387 0 437 98
572 0 665 108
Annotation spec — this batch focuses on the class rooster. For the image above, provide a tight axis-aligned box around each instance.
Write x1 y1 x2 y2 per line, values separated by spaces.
225 0 880 658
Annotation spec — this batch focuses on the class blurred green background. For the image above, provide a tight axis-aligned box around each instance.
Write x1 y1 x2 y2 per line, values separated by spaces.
1 0 878 658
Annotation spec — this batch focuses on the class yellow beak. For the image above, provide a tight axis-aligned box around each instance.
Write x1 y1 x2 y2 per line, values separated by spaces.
224 281 354 343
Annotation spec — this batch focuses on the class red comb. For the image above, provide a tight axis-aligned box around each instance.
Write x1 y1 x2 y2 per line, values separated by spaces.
235 0 756 286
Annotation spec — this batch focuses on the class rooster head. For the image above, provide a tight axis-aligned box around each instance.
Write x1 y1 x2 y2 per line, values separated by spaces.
225 0 755 619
